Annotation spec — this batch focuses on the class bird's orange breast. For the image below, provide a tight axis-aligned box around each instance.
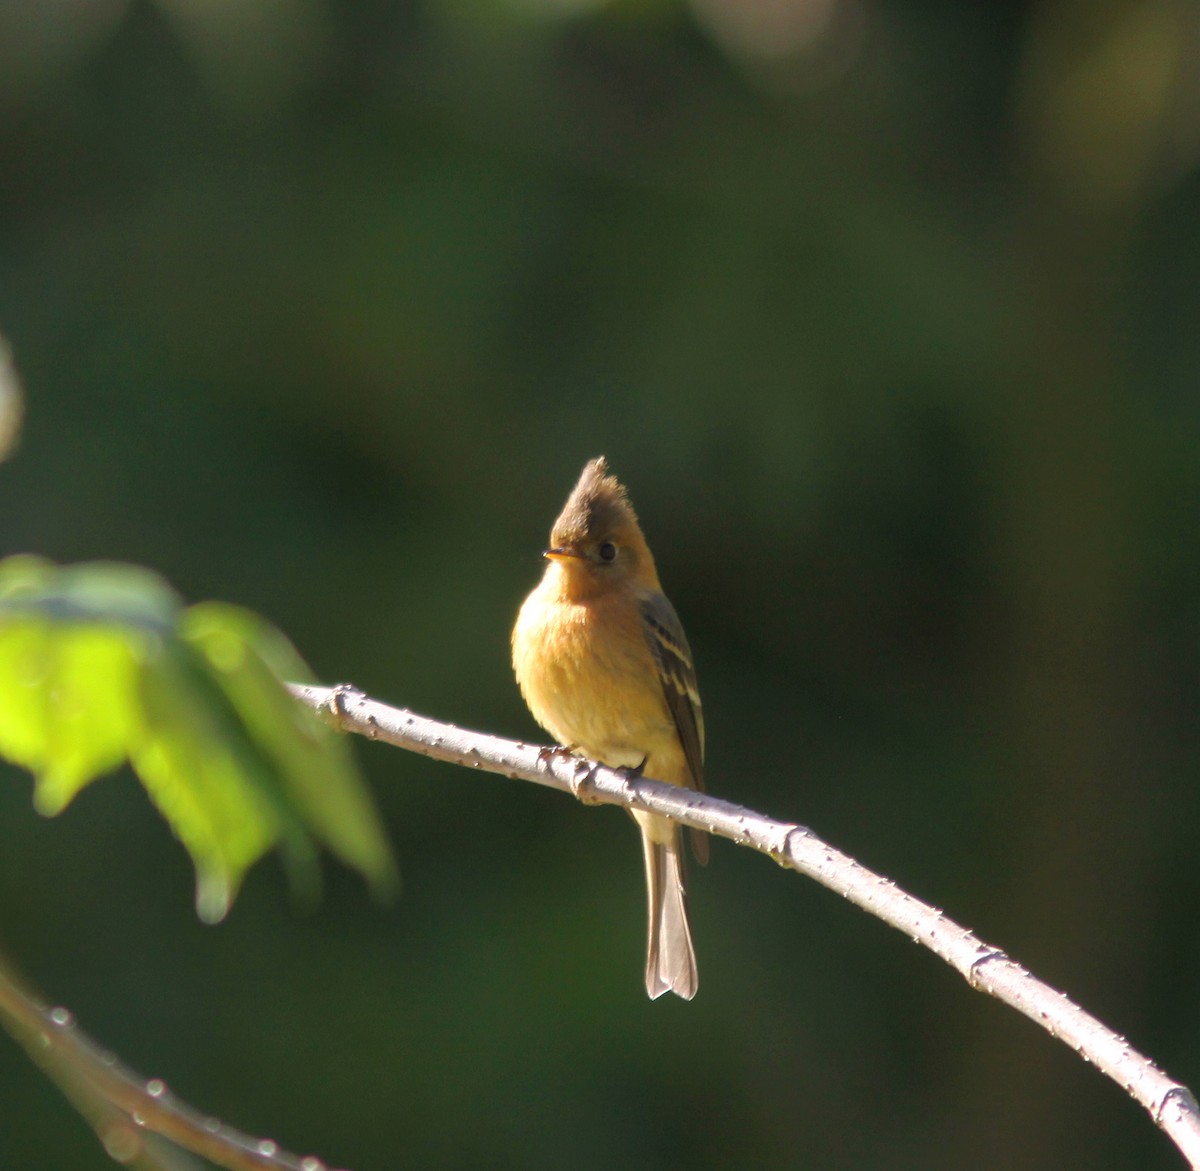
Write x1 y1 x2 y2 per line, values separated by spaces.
512 578 683 779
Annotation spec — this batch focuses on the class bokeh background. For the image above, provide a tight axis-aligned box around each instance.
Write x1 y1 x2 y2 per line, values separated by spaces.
2 0 1200 1167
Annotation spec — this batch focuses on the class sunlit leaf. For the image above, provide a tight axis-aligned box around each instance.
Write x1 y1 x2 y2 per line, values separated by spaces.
182 603 399 900
0 556 396 920
131 639 282 923
0 559 169 810
2 622 140 815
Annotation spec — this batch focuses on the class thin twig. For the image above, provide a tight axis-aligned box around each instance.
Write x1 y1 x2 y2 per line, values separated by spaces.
293 682 1200 1170
0 950 340 1171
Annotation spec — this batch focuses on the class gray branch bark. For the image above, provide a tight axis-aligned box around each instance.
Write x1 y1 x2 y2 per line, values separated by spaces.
293 682 1200 1169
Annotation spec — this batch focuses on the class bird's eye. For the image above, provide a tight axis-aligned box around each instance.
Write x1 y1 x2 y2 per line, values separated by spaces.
598 542 617 562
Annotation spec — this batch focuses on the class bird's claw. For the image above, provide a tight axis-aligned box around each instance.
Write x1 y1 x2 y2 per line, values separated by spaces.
536 743 577 767
618 756 648 782
569 758 606 805
535 745 616 806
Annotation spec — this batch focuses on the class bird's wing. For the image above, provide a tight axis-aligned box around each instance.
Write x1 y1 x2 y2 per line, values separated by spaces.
639 592 705 793
640 592 708 865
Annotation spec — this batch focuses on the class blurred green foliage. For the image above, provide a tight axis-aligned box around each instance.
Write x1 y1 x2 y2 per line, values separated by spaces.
1 1 1199 1169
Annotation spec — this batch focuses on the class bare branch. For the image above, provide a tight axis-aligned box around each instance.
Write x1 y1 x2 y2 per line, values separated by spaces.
293 682 1200 1169
0 950 340 1171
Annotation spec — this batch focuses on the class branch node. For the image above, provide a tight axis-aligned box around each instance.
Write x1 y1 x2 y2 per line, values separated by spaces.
774 823 810 865
326 683 365 731
966 947 1009 988
1156 1085 1200 1127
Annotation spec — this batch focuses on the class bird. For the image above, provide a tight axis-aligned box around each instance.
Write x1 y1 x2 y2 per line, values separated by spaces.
512 456 706 1000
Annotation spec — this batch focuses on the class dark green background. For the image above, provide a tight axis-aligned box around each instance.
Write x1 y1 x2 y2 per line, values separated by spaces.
3 1 1200 1168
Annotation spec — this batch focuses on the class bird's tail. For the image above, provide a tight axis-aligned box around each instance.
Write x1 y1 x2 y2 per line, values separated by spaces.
640 821 698 1000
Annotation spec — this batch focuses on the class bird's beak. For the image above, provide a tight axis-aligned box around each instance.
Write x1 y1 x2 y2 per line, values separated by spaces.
544 547 582 563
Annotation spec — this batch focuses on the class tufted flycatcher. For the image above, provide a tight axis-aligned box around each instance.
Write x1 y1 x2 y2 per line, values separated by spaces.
512 456 707 1000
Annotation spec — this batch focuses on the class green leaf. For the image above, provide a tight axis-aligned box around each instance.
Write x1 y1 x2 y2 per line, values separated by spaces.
0 558 172 811
131 637 282 923
181 603 399 902
0 556 397 921
0 556 182 630
0 620 140 815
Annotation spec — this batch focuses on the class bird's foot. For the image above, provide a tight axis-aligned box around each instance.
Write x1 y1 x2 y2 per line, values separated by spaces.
536 743 577 767
617 756 648 782
569 757 606 805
